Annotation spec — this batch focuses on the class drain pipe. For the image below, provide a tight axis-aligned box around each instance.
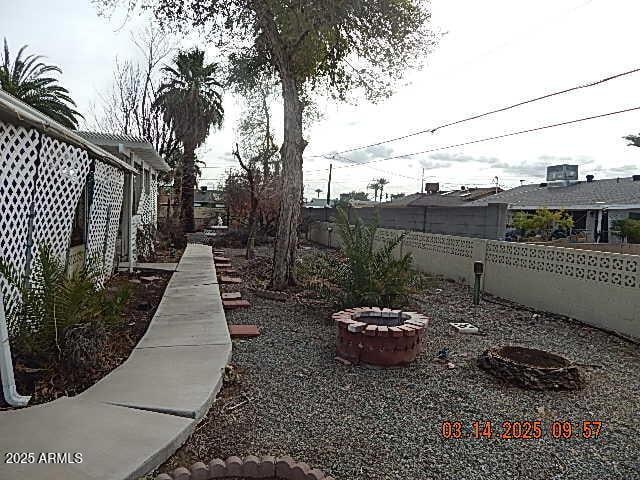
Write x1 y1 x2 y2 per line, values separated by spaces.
0 291 30 406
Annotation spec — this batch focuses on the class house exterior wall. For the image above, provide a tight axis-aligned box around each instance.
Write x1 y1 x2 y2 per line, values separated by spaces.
308 222 640 339
127 156 159 263
0 118 127 309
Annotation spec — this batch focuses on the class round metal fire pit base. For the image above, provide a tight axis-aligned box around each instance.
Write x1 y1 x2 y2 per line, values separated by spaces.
478 345 583 390
333 307 429 367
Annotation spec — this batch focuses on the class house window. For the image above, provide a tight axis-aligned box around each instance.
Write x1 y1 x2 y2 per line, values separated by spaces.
630 212 640 220
69 188 86 247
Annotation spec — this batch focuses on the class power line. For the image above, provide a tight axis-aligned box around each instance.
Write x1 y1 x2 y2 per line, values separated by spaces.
312 105 640 170
311 65 640 158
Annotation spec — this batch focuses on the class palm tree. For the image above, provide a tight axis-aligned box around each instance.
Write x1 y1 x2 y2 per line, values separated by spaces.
155 48 224 237
315 188 323 198
0 38 82 129
376 178 390 202
368 181 380 202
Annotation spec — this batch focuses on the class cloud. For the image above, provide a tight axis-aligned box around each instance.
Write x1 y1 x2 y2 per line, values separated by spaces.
592 164 639 176
331 144 394 164
428 152 501 164
418 159 451 169
491 161 549 177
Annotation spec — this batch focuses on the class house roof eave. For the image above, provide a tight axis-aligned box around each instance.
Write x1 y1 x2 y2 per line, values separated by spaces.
0 90 137 174
78 131 171 172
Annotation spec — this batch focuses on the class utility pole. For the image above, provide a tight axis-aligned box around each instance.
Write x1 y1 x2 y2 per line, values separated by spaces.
326 163 332 207
421 168 425 194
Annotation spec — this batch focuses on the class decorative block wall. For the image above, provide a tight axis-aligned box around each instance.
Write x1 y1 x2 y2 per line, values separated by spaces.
309 221 640 338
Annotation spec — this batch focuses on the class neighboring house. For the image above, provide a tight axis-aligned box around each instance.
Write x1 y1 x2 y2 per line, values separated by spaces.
158 186 226 230
467 164 640 243
304 198 336 208
77 131 170 264
0 90 145 313
383 185 501 208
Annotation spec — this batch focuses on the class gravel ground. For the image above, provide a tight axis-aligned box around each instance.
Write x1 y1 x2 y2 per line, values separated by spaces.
161 246 640 480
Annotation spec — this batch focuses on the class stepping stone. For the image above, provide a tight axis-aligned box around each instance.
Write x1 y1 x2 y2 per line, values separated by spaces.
229 324 260 338
220 276 242 284
214 250 224 255
215 263 232 268
223 299 251 310
214 256 230 262
217 269 238 275
222 292 242 300
140 275 163 282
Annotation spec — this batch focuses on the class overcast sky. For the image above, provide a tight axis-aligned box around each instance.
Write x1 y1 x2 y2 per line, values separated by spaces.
3 0 640 200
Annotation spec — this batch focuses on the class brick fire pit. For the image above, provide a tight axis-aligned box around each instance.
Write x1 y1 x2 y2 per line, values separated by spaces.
332 307 429 366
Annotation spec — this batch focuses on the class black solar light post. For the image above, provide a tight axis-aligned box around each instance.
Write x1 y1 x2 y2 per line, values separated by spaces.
473 261 484 306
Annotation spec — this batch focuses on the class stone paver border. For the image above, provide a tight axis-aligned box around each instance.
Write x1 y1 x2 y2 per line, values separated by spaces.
156 456 334 479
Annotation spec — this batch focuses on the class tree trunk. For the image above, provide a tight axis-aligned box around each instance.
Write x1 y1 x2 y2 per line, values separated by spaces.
271 75 305 290
246 173 258 259
246 198 258 260
180 143 196 241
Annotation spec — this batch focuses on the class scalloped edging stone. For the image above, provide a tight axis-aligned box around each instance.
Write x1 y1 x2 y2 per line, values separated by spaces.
333 307 429 366
156 455 335 479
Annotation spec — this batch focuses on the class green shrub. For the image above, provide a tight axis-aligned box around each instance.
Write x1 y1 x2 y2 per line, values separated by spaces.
0 245 129 366
612 218 640 243
335 207 413 308
296 250 347 303
512 208 574 240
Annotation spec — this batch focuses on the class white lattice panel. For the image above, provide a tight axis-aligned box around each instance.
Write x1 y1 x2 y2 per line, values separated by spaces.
139 184 153 225
31 135 90 262
131 214 140 263
104 169 124 279
150 174 158 226
0 120 40 309
486 241 640 289
86 160 124 283
403 231 474 258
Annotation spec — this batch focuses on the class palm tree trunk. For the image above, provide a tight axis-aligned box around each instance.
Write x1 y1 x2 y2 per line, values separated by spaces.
180 143 196 240
271 74 305 290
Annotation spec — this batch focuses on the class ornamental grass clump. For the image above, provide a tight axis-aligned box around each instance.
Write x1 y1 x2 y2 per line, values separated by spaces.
335 207 413 308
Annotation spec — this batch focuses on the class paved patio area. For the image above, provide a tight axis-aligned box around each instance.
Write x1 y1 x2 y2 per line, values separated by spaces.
0 244 231 480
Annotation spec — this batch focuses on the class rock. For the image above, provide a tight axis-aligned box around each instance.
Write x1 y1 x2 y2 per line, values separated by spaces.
335 356 352 366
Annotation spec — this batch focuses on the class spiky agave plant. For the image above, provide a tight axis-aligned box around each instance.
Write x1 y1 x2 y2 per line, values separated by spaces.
334 207 413 308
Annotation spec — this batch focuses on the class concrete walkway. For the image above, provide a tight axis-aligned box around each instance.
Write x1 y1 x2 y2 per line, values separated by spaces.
0 244 231 480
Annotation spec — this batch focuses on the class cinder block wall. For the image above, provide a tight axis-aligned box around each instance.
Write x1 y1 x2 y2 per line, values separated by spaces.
304 204 508 239
308 222 640 339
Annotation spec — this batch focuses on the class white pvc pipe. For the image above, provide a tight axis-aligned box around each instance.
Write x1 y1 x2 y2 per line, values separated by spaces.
0 291 31 407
